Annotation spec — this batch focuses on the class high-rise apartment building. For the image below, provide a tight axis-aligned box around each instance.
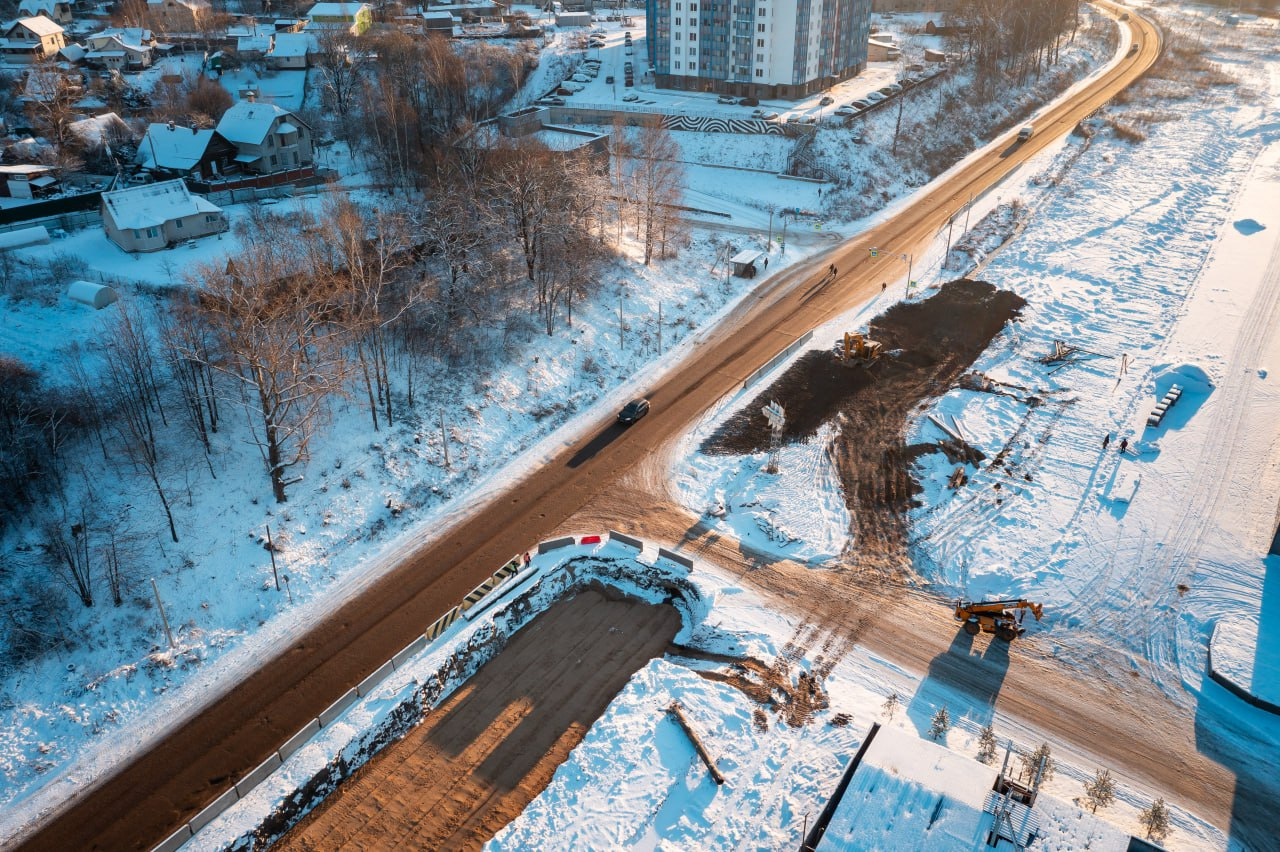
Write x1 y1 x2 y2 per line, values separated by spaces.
646 0 872 99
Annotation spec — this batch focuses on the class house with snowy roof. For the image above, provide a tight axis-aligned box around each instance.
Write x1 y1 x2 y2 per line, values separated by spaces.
84 28 157 70
305 2 371 34
215 100 313 174
137 121 236 179
266 31 313 69
101 179 226 252
17 0 72 25
1 16 66 63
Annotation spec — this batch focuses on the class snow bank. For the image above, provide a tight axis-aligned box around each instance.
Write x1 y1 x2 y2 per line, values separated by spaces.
1208 615 1280 714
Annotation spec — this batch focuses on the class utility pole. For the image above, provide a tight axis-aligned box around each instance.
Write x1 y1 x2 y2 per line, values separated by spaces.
767 208 774 247
618 296 625 350
780 214 788 255
657 302 663 355
265 523 280 591
440 410 450 469
944 212 956 271
964 190 974 233
151 578 175 650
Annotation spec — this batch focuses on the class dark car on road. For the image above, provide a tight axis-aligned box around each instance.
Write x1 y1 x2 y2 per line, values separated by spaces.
739 96 760 107
618 398 650 424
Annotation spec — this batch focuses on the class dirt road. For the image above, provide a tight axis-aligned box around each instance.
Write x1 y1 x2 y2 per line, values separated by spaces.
277 589 679 852
15 9 1171 852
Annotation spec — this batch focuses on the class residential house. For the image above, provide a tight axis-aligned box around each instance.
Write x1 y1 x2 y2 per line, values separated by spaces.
17 0 73 25
215 99 313 174
146 0 210 33
0 164 59 199
422 10 455 33
101 179 226 252
84 28 157 70
137 121 237 179
1 16 67 63
305 2 372 35
236 31 273 57
266 31 312 69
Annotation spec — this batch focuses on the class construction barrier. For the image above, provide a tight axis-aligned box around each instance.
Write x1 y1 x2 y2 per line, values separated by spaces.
426 606 461 639
235 753 283 798
538 536 575 553
317 688 359 728
153 824 192 852
743 330 813 391
657 547 694 569
579 534 603 545
279 718 322 761
356 661 395 698
609 530 644 551
189 786 239 834
392 635 430 669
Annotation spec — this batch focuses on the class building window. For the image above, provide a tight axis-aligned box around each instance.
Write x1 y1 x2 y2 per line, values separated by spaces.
675 31 680 39
689 48 696 56
146 227 158 238
689 32 695 41
292 152 298 165
674 16 680 24
270 154 277 166
756 52 763 61
756 68 763 77
674 46 680 54
132 229 141 238
757 23 764 32
175 218 183 229
675 1 680 7
206 214 218 223
757 38 763 47
674 61 681 69
758 6 764 13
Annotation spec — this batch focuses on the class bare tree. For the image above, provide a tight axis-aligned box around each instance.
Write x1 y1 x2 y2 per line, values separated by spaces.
158 293 221 466
192 222 350 502
629 118 686 265
42 500 94 608
25 59 85 171
312 26 363 123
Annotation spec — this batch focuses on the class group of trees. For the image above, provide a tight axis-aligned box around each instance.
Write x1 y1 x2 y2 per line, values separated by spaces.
950 0 1084 91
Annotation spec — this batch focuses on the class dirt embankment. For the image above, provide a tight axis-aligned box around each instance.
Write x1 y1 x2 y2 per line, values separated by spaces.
704 280 1026 574
276 588 680 852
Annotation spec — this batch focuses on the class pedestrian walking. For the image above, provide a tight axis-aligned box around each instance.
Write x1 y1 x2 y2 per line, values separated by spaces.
763 257 769 268
1119 438 1128 454
1102 433 1111 449
881 281 887 291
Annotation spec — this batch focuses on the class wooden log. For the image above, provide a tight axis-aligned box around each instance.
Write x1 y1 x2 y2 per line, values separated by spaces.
667 702 725 785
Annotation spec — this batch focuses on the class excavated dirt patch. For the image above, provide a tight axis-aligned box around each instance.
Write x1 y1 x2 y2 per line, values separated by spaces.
277 588 679 852
702 279 1025 574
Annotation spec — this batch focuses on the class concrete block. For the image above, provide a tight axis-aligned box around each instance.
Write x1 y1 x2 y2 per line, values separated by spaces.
152 823 192 852
188 786 239 834
392 634 429 669
356 660 395 697
235 751 283 798
278 717 322 761
657 547 694 569
538 536 575 553
608 530 644 551
318 687 359 727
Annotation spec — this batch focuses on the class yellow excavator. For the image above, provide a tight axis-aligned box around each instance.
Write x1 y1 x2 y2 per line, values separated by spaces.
841 332 883 364
953 598 1044 641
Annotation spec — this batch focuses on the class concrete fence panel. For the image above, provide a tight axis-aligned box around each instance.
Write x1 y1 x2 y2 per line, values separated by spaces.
188 786 239 834
318 687 359 727
152 823 193 852
657 547 694 569
278 718 322 761
235 752 283 798
356 661 395 698
538 536 576 553
391 635 429 669
609 530 644 551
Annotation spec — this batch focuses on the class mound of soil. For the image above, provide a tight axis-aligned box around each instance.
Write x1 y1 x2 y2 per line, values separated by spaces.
702 279 1025 573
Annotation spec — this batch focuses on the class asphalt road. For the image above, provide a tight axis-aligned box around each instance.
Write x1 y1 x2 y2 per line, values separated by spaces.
13 8 1170 851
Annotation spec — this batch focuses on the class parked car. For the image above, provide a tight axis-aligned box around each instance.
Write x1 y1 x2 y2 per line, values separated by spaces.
880 84 903 95
866 91 886 102
819 95 834 105
618 398 650 424
571 74 590 83
834 106 856 117
739 96 760 107
801 115 817 124
537 96 566 105
751 108 766 117
717 95 738 104
1130 42 1140 54
785 115 801 124
623 92 639 101
606 75 615 83
1018 125 1034 141
849 99 872 109
759 111 778 120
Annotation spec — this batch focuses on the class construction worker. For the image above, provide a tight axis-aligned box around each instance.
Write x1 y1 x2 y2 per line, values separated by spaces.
1119 437 1129 454
882 281 887 291
1102 433 1111 449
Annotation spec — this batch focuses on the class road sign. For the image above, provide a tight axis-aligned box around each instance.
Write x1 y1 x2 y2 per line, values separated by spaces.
762 401 786 431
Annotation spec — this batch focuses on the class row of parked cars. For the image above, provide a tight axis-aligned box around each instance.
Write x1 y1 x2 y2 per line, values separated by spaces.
832 72 933 118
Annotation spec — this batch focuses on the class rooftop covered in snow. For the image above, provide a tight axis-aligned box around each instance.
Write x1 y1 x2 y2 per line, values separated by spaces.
101 179 222 230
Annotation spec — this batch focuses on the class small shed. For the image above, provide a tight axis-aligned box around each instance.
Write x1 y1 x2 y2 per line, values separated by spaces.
0 226 51 251
67 280 119 309
555 10 590 26
731 249 763 278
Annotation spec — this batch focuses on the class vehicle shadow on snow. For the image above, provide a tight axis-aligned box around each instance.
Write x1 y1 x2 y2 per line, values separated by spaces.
905 626 1011 736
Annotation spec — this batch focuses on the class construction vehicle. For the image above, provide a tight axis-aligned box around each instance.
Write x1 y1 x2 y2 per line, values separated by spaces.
953 598 1043 641
838 331 883 365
